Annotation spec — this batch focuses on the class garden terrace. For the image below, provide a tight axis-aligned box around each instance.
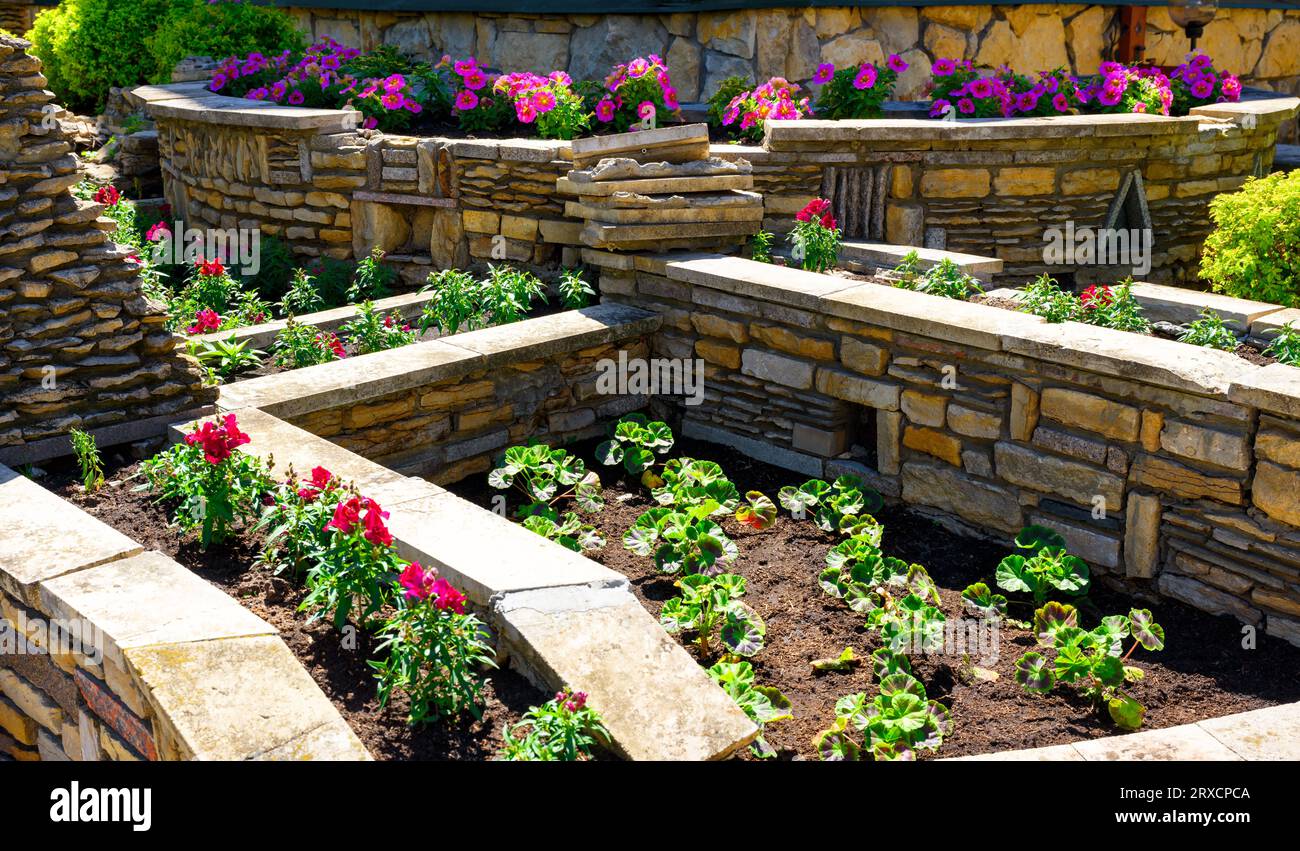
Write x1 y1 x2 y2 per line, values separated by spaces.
132 81 1299 286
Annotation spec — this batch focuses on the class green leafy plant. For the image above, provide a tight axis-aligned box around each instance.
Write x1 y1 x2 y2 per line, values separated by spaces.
748 230 775 264
191 335 265 380
137 414 272 547
479 264 546 325
595 413 675 479
347 247 395 303
500 688 609 761
819 530 939 615
418 265 547 335
894 255 983 301
1020 273 1080 323
145 0 305 84
1201 171 1300 307
650 457 740 515
69 428 104 492
557 267 594 309
813 672 953 761
778 474 883 535
1081 279 1150 333
270 318 344 369
1179 308 1238 351
867 592 948 656
489 444 605 553
814 58 904 120
995 525 1091 605
1263 321 1300 366
339 301 418 356
789 198 841 273
278 267 326 316
371 561 493 723
706 75 753 128
248 236 298 305
659 573 765 657
299 493 404 630
707 661 790 758
961 581 1008 622
1015 603 1165 730
255 465 349 580
623 501 739 576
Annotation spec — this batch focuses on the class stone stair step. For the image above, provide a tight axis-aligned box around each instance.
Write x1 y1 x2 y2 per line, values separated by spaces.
559 173 754 197
566 198 764 225
570 156 752 183
581 220 760 249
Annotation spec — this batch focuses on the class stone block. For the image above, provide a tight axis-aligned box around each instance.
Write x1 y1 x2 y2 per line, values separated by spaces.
741 348 814 389
1071 723 1241 761
995 441 1124 511
841 336 888 375
1158 572 1260 624
1124 492 1161 579
920 168 990 198
816 368 901 410
792 423 847 457
903 425 962 466
1197 704 1300 760
1159 419 1249 471
948 403 1002 439
1027 511 1121 570
901 389 946 427
1009 382 1039 441
0 669 61 733
1252 461 1300 526
1040 387 1139 442
901 460 1023 534
877 410 903 476
1131 454 1243 505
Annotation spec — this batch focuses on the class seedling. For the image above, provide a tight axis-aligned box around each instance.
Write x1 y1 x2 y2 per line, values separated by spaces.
814 673 953 761
69 428 104 492
995 524 1090 604
659 572 765 657
489 444 605 553
778 474 882 535
961 581 1008 622
623 500 739 575
595 413 675 480
707 661 790 758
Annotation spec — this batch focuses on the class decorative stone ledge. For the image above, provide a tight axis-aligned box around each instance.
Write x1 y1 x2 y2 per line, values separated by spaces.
194 291 436 351
839 241 1005 279
130 85 359 133
948 701 1300 761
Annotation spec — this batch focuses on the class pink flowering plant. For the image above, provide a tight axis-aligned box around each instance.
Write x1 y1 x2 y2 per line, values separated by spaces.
719 77 811 143
813 55 907 120
447 56 515 133
370 561 494 722
298 491 407 629
493 70 591 139
1079 61 1173 116
138 413 272 547
255 464 350 580
592 54 681 133
789 198 841 272
501 688 609 761
1169 52 1242 114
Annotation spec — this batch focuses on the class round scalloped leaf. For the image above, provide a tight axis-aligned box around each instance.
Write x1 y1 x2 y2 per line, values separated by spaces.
487 467 514 490
879 672 926 699
1052 644 1093 683
777 484 816 514
819 566 848 598
814 722 861 761
995 554 1037 595
843 583 881 614
1128 608 1165 651
1093 655 1126 687
1051 554 1091 593
576 526 605 552
644 421 675 452
574 482 604 513
720 602 766 657
926 699 954 738
1015 524 1067 552
735 491 777 531
749 736 777 759
871 648 912 680
833 692 872 730
594 439 624 466
1014 652 1055 693
870 741 915 761
658 598 690 633
654 543 686 575
754 685 793 723
1033 601 1079 647
1108 694 1146 730
624 447 656 474
622 524 659 557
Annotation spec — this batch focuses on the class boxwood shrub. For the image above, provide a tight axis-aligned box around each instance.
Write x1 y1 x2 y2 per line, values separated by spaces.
1201 170 1300 307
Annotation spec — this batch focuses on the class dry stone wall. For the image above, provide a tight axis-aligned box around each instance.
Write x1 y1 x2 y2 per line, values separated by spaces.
595 251 1300 649
0 37 212 464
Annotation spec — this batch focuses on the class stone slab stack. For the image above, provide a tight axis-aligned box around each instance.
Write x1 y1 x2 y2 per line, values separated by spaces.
0 35 214 464
560 124 762 253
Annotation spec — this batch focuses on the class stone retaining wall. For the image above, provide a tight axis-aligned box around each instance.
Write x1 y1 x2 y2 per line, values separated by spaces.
282 5 1300 127
0 37 214 465
737 95 1299 285
594 251 1300 649
217 304 660 483
0 463 369 761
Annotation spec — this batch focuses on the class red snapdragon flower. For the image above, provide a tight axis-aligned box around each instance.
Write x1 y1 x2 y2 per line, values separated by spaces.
324 495 363 534
324 495 393 546
296 465 334 502
361 498 392 546
186 308 221 335
197 258 226 278
398 562 467 612
796 197 837 230
93 185 120 206
1080 284 1113 310
184 413 251 465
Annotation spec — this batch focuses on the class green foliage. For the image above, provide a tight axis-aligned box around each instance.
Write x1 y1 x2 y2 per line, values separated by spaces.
650 457 740 515
339 301 417 356
814 672 953 761
277 267 326 317
659 573 765 657
418 265 547 336
347 247 395 303
1201 171 1300 307
145 0 304 84
867 592 947 656
789 209 841 272
1020 273 1080 323
1179 308 1238 351
995 525 1091 605
706 75 753 127
778 474 883 535
270 318 341 370
595 413 674 477
500 688 609 761
1263 321 1300 366
814 62 901 120
371 596 495 723
557 267 593 309
748 230 775 263
248 236 298 305
960 581 1008 622
707 661 790 758
1015 603 1164 730
255 467 349 580
191 335 265 380
489 443 605 553
69 428 103 492
624 501 739 577
892 255 983 301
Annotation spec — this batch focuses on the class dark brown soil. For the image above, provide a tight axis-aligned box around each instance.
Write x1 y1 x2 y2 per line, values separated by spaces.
448 435 1300 760
38 454 542 761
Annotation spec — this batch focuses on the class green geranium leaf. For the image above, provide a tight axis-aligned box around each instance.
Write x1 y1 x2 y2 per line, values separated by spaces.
1015 652 1055 693
1129 608 1165 651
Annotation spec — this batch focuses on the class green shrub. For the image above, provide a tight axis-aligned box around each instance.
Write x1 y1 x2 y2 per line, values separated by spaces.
145 0 305 84
29 0 304 113
29 0 171 113
1201 170 1300 307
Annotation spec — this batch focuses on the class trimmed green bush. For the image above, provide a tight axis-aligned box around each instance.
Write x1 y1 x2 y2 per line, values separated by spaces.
146 0 304 85
28 0 304 114
1201 170 1300 307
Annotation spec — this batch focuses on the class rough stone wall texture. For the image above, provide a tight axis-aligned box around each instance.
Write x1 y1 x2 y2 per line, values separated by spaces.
743 101 1293 286
599 256 1300 649
0 2 33 37
284 6 1300 118
290 335 650 483
0 36 213 458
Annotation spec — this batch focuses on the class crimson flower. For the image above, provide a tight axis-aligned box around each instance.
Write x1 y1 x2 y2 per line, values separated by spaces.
1080 284 1113 309
796 198 831 223
430 577 466 613
360 498 392 547
93 185 120 206
185 308 221 335
324 496 363 534
184 413 251 465
399 561 436 602
197 258 226 278
296 465 334 502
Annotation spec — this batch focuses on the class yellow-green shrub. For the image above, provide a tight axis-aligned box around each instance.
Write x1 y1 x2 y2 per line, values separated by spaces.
1201 170 1300 307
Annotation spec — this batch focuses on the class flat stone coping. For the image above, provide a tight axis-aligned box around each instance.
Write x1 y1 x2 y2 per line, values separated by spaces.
763 94 1299 148
216 303 661 419
838 240 1004 278
171 407 757 759
659 253 1263 398
131 83 358 133
194 292 436 351
947 701 1300 761
1127 282 1284 333
0 462 369 760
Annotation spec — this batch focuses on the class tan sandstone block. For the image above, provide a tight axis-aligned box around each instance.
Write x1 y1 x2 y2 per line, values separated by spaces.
904 425 962 467
1041 387 1139 442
